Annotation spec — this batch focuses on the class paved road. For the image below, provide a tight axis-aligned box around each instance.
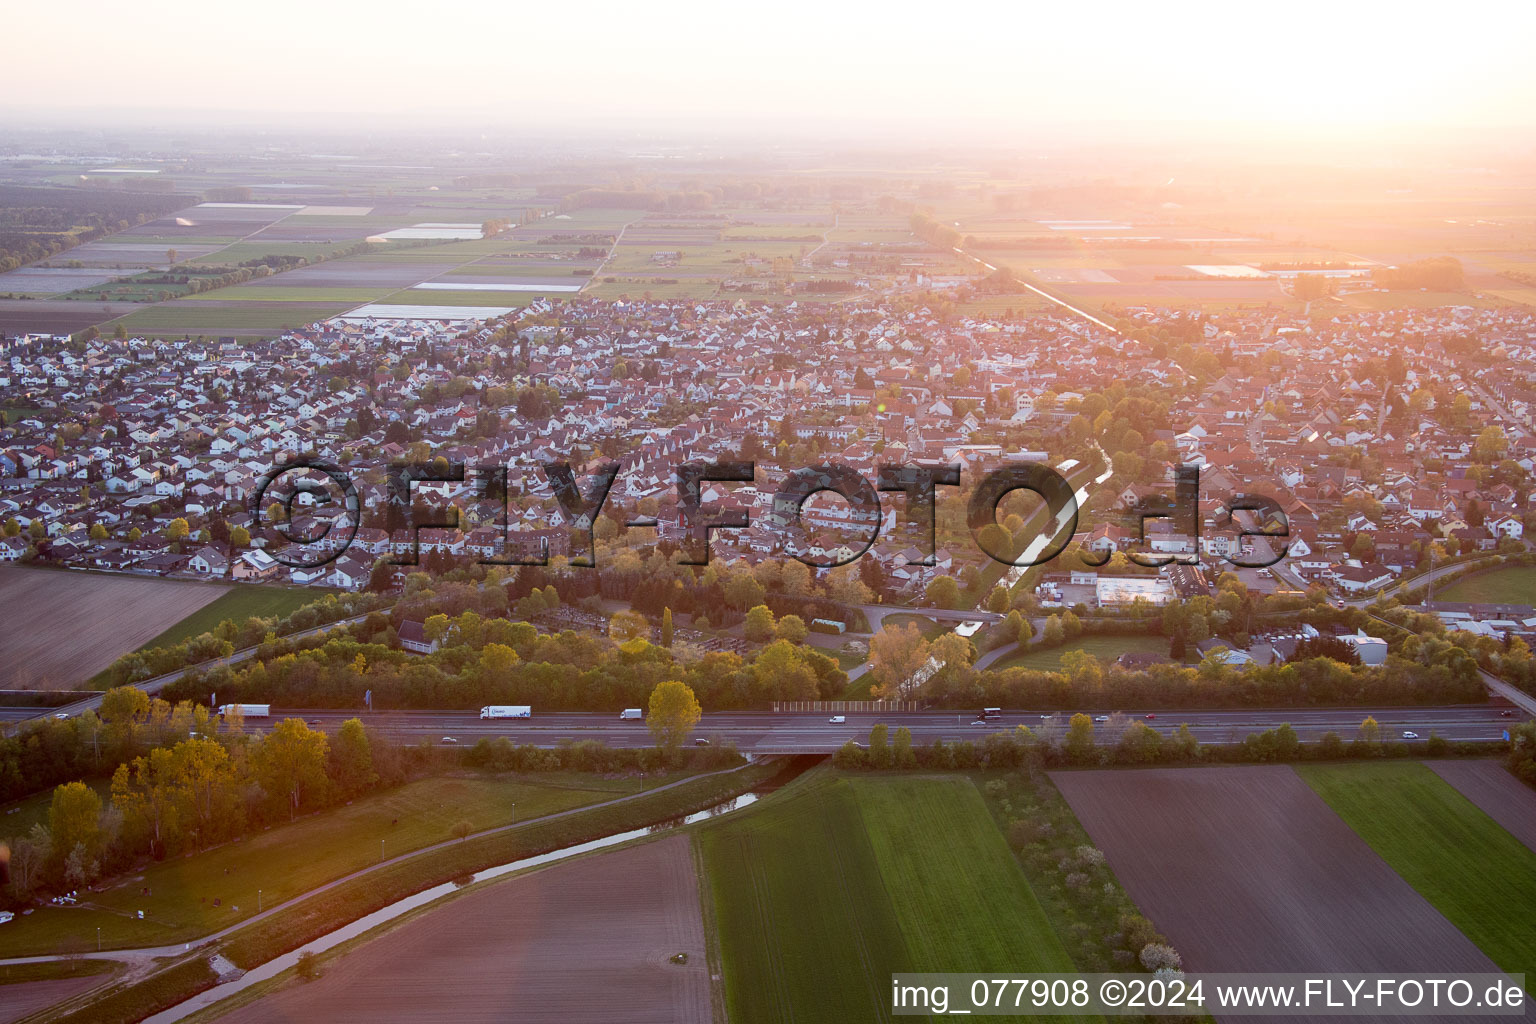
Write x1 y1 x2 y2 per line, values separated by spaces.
245 705 1525 752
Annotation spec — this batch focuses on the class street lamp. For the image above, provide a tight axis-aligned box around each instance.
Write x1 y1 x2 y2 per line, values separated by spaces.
96 926 101 952
257 889 262 912
380 838 385 862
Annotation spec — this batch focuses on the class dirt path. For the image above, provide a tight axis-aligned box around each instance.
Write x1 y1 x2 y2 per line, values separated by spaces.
213 833 709 1024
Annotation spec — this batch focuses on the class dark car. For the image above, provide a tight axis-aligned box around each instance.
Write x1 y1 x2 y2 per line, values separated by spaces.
1501 710 1516 717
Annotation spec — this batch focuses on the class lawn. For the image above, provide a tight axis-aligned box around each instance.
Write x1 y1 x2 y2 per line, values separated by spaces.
993 634 1168 672
1297 761 1536 986
0 772 660 957
133 586 323 651
877 612 947 640
699 773 1086 1023
1435 566 1536 605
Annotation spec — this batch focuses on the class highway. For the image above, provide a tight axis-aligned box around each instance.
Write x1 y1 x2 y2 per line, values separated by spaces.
239 705 1525 753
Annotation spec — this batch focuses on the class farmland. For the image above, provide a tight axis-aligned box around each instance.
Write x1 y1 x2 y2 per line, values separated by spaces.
1434 566 1536 604
1053 765 1501 975
699 773 1086 1024
1298 762 1536 984
0 772 660 958
214 834 709 1024
0 567 228 689
1425 759 1536 852
133 585 325 651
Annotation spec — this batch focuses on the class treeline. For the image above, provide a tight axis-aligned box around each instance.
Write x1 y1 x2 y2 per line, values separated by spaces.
1373 257 1464 291
939 634 1485 710
0 185 188 272
163 613 847 712
832 715 1499 772
560 188 716 212
2 706 416 907
100 591 382 688
910 212 963 250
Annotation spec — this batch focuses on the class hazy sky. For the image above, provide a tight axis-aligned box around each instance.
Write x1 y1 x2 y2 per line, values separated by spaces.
8 0 1536 135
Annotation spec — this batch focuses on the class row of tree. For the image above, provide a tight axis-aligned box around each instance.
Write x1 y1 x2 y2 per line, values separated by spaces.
4 713 394 904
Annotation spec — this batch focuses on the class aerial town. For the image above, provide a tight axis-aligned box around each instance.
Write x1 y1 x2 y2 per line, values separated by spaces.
1 3 1534 1019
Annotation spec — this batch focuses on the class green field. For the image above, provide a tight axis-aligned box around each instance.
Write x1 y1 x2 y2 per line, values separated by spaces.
993 634 1168 672
700 773 1086 1023
1297 762 1536 985
0 772 661 957
136 586 322 650
1435 566 1536 605
107 301 354 334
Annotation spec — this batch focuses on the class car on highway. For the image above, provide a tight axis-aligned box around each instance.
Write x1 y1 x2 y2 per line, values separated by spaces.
1501 710 1516 717
441 736 458 744
1402 731 1419 739
1094 715 1109 723
971 718 990 726
694 738 711 746
1144 713 1156 719
828 715 846 724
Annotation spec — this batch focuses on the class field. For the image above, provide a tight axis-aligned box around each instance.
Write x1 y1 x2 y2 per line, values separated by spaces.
1298 762 1536 984
134 585 323 651
215 834 709 1024
993 634 1167 671
1425 759 1536 852
0 773 660 958
0 966 116 1024
1434 566 1536 604
699 773 1084 1023
1053 765 1500 975
0 567 229 689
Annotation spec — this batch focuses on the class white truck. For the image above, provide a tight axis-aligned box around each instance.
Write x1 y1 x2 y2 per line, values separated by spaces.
217 704 270 718
479 705 532 719
619 708 644 720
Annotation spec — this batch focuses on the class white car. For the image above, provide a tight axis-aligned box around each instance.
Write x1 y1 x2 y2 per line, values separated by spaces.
1094 715 1109 723
441 736 458 744
1402 731 1419 739
827 715 846 724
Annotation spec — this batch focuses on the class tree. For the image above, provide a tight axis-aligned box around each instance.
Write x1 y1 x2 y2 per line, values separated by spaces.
868 623 932 699
893 726 916 768
166 518 190 543
776 614 808 644
423 614 451 644
661 607 674 648
254 719 330 818
868 723 890 767
1064 713 1096 764
925 575 961 609
608 609 648 642
452 819 474 842
229 525 250 548
49 781 103 876
743 604 776 642
329 719 378 797
1358 716 1381 746
481 643 519 674
647 680 702 749
89 523 108 540
1042 614 1065 646
986 586 1010 614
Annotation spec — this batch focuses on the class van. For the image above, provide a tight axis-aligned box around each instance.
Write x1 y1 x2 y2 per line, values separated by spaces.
619 708 644 720
827 715 846 724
